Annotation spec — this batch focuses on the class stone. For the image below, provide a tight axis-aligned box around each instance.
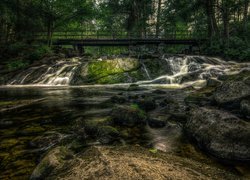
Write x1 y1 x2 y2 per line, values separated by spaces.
148 119 166 128
30 146 74 180
111 105 147 127
38 146 240 180
186 107 250 162
110 95 127 104
214 81 250 105
241 99 250 118
206 78 222 87
134 97 156 112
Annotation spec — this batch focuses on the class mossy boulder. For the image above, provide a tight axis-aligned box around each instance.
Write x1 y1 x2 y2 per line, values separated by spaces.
30 146 74 180
84 117 119 144
86 58 139 84
111 105 147 127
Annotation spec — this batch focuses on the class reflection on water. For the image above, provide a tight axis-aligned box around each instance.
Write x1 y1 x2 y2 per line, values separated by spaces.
0 86 124 179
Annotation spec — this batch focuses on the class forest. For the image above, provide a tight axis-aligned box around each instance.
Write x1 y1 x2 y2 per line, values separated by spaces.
0 1 250 179
1 0 250 62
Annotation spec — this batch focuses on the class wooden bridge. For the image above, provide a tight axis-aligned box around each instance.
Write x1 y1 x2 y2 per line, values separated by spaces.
30 30 207 53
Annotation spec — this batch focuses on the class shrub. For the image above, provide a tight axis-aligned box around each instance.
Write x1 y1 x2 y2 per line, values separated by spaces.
28 45 52 62
6 59 29 71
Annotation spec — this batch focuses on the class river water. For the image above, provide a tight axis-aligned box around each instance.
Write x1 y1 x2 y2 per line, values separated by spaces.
0 55 249 179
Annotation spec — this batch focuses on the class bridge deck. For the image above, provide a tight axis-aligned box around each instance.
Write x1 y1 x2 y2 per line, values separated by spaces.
53 38 205 46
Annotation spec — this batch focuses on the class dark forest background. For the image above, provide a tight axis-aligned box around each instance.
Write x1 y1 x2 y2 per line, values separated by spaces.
0 0 250 71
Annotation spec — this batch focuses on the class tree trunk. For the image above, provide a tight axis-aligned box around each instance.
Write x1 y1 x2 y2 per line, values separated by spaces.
205 0 219 40
243 0 249 32
155 0 162 38
47 17 53 47
222 0 230 45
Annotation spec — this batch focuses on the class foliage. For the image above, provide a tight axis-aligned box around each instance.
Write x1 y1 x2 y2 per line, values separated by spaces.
28 45 53 62
0 0 250 61
6 59 29 71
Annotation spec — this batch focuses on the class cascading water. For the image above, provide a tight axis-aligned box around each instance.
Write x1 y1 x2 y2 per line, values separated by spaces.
136 55 250 87
6 55 250 87
8 58 81 85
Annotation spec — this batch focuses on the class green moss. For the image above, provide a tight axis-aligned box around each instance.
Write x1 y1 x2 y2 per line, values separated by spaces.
149 148 158 154
87 58 139 84
0 139 19 149
130 104 147 119
18 125 46 135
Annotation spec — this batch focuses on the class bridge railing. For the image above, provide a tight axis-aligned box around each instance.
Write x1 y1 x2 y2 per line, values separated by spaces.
32 30 205 41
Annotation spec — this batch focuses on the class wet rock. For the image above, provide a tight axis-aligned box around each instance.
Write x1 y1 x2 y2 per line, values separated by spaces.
110 95 127 104
214 81 250 106
29 131 68 150
241 99 250 118
152 89 167 94
127 84 140 91
30 146 74 180
148 119 166 128
186 107 250 162
111 105 147 127
134 97 156 111
207 78 222 87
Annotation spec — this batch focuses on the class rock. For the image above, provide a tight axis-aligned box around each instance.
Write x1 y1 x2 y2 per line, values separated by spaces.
214 81 250 105
148 119 166 128
41 146 240 180
207 78 222 87
29 131 68 150
30 146 74 180
186 107 250 162
110 95 127 104
134 97 156 111
241 99 250 118
111 105 147 127
127 84 140 91
152 89 167 94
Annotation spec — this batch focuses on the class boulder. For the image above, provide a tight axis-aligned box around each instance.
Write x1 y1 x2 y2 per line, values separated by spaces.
134 97 156 112
241 99 250 118
214 81 250 105
206 78 222 87
30 147 74 180
186 107 250 162
111 105 147 127
148 119 166 128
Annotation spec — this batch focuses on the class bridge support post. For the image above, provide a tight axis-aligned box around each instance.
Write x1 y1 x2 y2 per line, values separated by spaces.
189 46 193 54
77 45 84 56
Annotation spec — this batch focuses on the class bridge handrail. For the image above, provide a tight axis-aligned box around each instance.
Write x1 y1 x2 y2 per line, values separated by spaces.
31 30 205 40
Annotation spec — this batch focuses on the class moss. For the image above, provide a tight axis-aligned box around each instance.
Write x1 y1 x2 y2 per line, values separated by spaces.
18 125 46 135
130 104 147 119
97 126 119 137
87 58 139 84
149 148 158 154
0 139 19 149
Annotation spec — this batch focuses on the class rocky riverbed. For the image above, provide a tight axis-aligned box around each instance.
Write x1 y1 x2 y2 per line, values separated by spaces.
0 55 250 179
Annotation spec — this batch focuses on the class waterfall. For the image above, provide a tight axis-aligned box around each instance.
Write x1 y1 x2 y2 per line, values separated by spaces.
5 55 249 86
8 58 81 86
136 55 249 86
141 61 152 80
